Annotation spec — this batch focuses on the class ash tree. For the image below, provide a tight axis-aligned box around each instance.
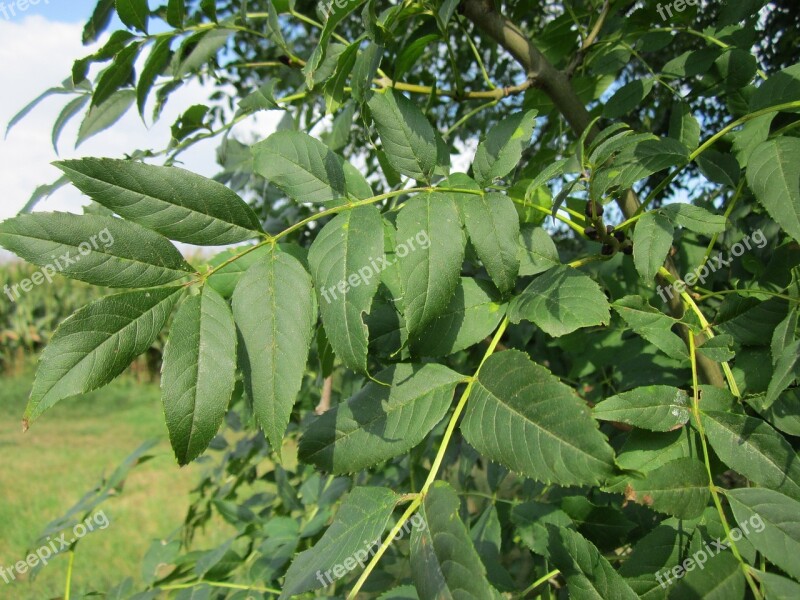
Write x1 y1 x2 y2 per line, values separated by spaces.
2 0 800 598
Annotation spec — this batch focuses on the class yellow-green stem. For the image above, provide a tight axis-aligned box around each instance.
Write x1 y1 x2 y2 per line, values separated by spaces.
658 266 741 397
348 317 510 598
688 331 762 600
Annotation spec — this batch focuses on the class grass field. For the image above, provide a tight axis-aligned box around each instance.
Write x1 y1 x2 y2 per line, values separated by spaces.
0 362 214 598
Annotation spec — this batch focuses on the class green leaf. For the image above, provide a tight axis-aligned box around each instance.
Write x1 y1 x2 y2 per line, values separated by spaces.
508 265 610 337
0 212 193 288
351 42 383 104
696 149 741 188
771 309 798 366
162 286 236 465
668 101 701 151
410 482 496 599
55 158 263 245
238 81 279 115
751 63 800 111
137 37 172 117
368 90 437 182
461 192 520 294
593 386 690 432
746 138 800 243
472 110 537 186
617 457 710 519
603 79 655 119
308 206 384 374
702 410 800 500
77 89 136 146
252 131 347 203
726 488 800 581
174 29 232 77
461 350 616 486
518 226 560 276
116 0 149 33
5 81 74 137
633 212 674 282
697 334 736 363
766 339 800 407
757 571 800 600
668 550 744 600
232 248 316 452
613 296 688 361
592 137 689 200
92 42 141 108
323 41 359 114
545 525 639 600
25 287 183 425
83 0 116 44
397 192 465 339
53 96 90 153
411 277 505 358
280 486 398 598
659 204 728 235
302 0 366 88
206 244 274 298
299 363 463 474
166 0 185 28
618 521 687 598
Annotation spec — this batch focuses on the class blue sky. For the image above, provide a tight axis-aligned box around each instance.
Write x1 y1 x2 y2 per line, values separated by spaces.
2 0 98 23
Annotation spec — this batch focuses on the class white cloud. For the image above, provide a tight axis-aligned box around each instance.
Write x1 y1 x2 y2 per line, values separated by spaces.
0 15 280 218
0 14 285 260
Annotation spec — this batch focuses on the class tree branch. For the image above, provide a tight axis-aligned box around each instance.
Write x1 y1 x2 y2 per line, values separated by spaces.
461 0 726 388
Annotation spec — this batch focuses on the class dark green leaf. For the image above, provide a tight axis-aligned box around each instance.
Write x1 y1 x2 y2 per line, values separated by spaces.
411 482 496 599
508 265 610 337
26 287 183 425
461 192 520 294
368 90 437 182
299 363 463 474
116 0 149 33
232 248 316 451
162 286 236 465
473 111 537 186
462 350 616 486
280 486 398 597
593 386 690 432
633 212 674 282
0 212 193 287
56 158 264 245
309 206 384 373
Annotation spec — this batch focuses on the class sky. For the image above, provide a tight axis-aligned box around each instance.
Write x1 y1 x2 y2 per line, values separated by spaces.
0 0 282 249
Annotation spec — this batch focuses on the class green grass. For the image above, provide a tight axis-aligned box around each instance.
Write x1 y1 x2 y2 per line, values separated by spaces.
0 362 211 598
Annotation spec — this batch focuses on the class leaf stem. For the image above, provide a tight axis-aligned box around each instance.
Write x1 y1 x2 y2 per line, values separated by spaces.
518 568 561 597
657 266 740 397
64 550 75 600
348 317 510 598
636 100 800 216
688 331 762 600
